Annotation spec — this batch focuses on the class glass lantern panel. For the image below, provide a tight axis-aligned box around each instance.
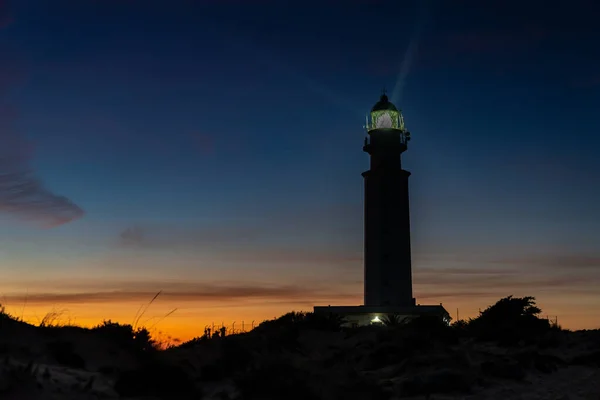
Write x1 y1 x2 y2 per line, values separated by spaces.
371 110 400 129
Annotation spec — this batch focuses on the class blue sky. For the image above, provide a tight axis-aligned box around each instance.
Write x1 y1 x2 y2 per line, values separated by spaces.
0 0 599 336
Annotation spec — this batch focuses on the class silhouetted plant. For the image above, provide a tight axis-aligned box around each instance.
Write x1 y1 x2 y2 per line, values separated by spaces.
92 320 158 354
398 315 459 346
251 312 343 353
38 308 72 327
451 319 468 330
255 311 344 334
303 312 345 331
254 311 307 333
0 304 15 330
467 295 550 345
381 313 403 327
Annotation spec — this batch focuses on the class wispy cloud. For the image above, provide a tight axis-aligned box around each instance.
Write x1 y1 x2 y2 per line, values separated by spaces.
0 4 84 228
1 281 354 305
414 259 599 301
0 113 85 227
490 254 600 270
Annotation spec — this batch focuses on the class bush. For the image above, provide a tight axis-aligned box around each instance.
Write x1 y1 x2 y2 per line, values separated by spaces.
252 312 343 354
254 311 344 334
467 296 551 345
386 315 459 349
92 320 158 355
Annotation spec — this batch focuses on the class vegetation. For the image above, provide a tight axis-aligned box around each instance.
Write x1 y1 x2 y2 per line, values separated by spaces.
0 295 598 399
91 320 159 354
467 295 551 345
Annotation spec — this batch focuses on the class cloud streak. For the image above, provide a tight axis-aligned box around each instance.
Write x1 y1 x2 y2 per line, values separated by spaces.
0 5 84 228
1 281 355 305
489 254 600 270
0 112 85 227
413 260 600 302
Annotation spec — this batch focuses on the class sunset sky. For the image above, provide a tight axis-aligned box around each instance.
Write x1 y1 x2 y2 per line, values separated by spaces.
0 0 599 341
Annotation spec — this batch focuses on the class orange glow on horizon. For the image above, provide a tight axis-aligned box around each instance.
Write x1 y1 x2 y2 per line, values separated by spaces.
2 291 598 344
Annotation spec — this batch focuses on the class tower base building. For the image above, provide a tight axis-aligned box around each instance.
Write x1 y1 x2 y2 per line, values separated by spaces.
313 93 449 326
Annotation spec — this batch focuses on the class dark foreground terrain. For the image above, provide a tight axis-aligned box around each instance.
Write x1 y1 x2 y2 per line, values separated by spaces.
0 296 599 400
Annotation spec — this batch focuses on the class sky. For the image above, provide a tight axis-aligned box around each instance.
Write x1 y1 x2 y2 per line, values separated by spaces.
0 0 599 341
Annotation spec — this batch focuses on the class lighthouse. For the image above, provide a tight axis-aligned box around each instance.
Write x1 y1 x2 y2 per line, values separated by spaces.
362 91 415 307
314 91 449 326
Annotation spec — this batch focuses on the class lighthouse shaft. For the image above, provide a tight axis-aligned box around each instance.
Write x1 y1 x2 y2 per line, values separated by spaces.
362 128 414 307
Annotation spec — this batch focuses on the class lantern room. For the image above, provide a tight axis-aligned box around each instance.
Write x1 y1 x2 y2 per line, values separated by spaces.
365 93 407 133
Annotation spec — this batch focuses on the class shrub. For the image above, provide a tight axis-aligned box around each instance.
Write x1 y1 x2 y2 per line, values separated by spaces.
467 296 550 345
390 315 460 348
381 314 403 327
92 320 158 355
254 311 344 334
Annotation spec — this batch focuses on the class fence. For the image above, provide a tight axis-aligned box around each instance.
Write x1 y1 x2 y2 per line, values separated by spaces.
542 315 559 327
201 320 258 338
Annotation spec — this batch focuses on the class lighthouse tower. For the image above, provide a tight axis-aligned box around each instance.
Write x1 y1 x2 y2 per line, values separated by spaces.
313 91 449 326
362 91 415 307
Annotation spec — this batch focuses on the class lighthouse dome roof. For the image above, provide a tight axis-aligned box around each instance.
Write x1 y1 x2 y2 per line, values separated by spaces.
371 93 398 112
